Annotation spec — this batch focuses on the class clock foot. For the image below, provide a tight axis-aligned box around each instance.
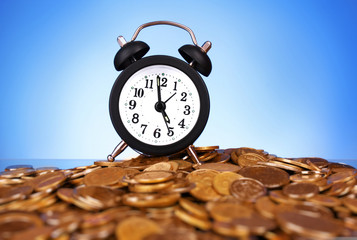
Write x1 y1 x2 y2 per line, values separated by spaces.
186 145 201 165
107 140 128 162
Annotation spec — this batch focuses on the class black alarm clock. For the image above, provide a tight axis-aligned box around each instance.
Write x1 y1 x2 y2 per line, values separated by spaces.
107 21 212 164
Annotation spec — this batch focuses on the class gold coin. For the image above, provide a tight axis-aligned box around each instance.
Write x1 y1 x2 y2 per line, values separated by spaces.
116 216 162 240
0 211 43 238
206 201 253 222
308 194 341 207
5 165 33 171
174 206 212 230
230 150 239 164
230 178 266 202
255 196 278 219
238 166 290 188
178 198 209 219
134 171 175 184
269 190 300 204
129 181 174 193
212 172 243 195
56 188 74 204
282 182 319 199
327 171 356 184
208 153 231 163
290 172 323 183
83 167 125 186
238 153 267 167
198 151 218 162
276 209 343 239
122 192 180 208
0 185 33 204
0 168 35 178
232 212 277 235
212 221 249 238
74 185 121 209
169 160 192 171
342 198 357 214
93 160 124 167
119 156 169 170
187 169 219 186
257 160 302 172
193 162 240 172
274 157 314 170
189 182 221 202
194 146 219 152
34 172 66 192
144 162 172 172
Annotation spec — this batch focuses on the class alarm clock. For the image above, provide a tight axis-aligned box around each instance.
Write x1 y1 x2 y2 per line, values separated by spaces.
107 21 212 164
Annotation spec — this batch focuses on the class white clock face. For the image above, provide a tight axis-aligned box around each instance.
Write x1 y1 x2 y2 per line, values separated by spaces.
119 65 200 146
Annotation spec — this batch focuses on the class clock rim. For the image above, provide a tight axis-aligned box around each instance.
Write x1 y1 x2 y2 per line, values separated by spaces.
109 55 210 156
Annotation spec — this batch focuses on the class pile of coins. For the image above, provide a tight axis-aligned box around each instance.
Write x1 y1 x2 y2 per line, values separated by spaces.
0 146 356 239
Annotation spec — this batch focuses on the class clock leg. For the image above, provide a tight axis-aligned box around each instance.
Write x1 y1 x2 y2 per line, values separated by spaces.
186 145 202 165
107 140 128 162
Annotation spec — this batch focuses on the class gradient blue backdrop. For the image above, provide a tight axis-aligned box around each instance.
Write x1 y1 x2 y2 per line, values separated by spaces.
1 0 356 168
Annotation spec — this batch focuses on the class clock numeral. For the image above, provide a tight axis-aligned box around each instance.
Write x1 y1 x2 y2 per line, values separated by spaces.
173 81 177 91
134 88 144 98
161 77 167 87
167 127 174 137
145 79 153 89
178 119 185 129
129 100 136 110
181 92 187 101
183 105 191 115
153 128 161 138
140 124 147 134
132 113 139 124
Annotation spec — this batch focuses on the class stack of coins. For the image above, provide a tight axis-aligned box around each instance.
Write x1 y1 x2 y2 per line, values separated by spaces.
0 146 356 239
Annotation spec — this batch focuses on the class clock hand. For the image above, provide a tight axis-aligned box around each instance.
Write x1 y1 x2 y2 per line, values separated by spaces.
156 75 162 103
164 92 176 103
162 109 170 124
162 111 171 133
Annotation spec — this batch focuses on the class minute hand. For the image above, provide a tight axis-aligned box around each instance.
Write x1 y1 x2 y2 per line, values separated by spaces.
156 75 162 102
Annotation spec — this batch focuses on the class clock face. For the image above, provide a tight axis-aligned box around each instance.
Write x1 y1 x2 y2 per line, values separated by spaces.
110 55 210 155
118 65 200 146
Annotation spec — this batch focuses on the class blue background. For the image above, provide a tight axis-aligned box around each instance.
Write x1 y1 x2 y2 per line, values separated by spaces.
0 0 356 169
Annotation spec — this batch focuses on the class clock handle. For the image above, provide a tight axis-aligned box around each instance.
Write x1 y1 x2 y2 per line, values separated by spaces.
130 21 210 52
107 140 128 162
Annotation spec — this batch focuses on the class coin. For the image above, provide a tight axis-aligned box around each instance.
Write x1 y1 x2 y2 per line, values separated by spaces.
0 185 33 204
179 198 209 220
190 181 221 202
5 165 33 171
206 201 253 222
174 206 212 230
116 216 162 240
0 211 43 239
276 209 343 239
282 182 319 199
238 166 290 188
0 146 355 239
134 171 175 184
194 146 219 152
129 181 174 193
122 192 180 208
238 153 267 167
144 162 172 172
193 163 240 172
230 178 266 202
342 198 357 214
255 196 278 219
83 167 125 186
212 172 243 195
